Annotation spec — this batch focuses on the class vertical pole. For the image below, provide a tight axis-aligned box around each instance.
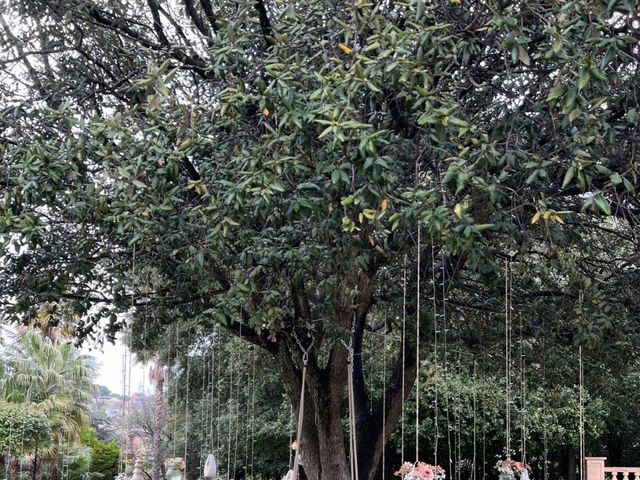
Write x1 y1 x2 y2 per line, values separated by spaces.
382 317 387 480
292 358 307 480
416 224 421 461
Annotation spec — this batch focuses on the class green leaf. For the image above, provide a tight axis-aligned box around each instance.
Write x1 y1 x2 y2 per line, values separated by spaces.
118 167 131 179
448 117 469 128
609 173 622 185
594 196 611 215
626 108 638 123
518 46 531 66
416 0 425 20
195 251 205 267
298 183 324 194
562 166 576 189
546 84 566 102
568 107 581 122
341 195 354 206
475 223 494 232
577 69 590 90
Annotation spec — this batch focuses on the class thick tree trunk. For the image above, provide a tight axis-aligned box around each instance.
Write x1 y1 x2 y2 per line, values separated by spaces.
151 361 166 480
249 252 450 480
605 432 623 465
275 309 419 480
31 447 38 480
279 344 350 480
567 446 576 480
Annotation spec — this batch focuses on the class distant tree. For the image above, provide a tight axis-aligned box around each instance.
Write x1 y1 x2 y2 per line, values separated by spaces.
96 386 112 398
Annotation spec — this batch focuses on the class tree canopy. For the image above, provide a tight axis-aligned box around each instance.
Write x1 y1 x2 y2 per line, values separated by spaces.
1 0 640 479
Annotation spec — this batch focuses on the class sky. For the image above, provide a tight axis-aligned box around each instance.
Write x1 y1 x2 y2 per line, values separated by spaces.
2 325 149 395
82 334 150 395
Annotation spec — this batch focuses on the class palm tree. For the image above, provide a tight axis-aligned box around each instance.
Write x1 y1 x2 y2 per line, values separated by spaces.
2 332 96 480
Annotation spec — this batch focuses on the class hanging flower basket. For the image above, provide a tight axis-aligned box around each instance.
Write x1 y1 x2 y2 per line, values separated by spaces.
496 460 530 480
395 462 446 480
164 458 186 480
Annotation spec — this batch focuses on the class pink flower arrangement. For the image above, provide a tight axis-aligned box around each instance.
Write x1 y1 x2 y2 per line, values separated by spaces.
164 458 186 471
395 462 446 480
495 460 530 478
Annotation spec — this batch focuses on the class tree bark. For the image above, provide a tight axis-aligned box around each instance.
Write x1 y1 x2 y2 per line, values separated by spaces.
277 335 419 480
31 447 38 480
277 342 351 480
227 249 454 480
566 445 576 480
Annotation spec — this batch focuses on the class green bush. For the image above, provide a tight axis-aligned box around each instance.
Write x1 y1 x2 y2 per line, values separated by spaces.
0 403 52 455
82 429 120 480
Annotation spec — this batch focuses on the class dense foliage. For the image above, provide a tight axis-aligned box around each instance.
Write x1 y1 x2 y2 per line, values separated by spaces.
0 403 52 456
82 429 120 480
1 1 639 480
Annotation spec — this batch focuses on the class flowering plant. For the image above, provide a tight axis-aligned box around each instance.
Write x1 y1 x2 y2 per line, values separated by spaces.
395 462 446 480
495 460 530 478
114 473 129 480
164 458 186 471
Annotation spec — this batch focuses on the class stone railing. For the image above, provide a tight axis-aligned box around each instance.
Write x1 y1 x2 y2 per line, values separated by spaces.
586 458 640 480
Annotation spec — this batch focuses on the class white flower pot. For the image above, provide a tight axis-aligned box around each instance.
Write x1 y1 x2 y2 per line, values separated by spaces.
165 467 184 480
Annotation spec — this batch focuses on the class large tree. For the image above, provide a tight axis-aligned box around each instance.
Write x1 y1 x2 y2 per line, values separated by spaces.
1 1 639 480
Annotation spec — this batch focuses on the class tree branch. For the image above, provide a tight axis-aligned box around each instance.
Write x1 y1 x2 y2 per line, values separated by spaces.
199 0 219 33
181 0 210 38
83 5 210 78
145 0 171 46
254 0 274 46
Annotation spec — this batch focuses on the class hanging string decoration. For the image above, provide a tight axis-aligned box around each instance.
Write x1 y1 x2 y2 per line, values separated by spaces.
430 233 439 468
290 333 313 480
250 347 257 480
203 344 217 479
497 260 530 480
382 314 387 480
415 224 421 462
579 344 586 480
347 342 360 480
396 223 445 480
204 339 217 478
401 254 407 464
505 260 512 461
